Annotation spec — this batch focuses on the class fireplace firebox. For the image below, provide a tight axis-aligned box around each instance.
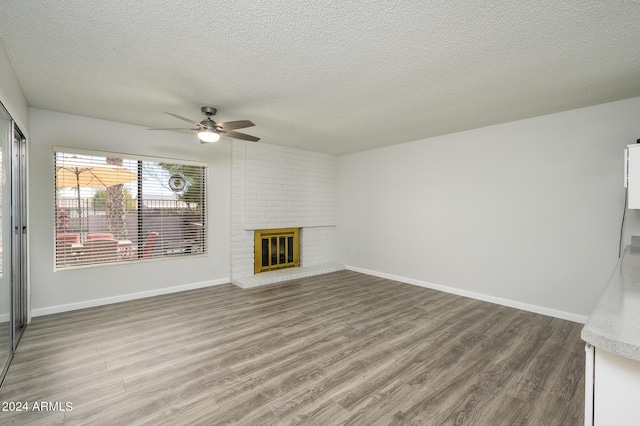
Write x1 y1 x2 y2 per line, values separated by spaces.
254 228 300 274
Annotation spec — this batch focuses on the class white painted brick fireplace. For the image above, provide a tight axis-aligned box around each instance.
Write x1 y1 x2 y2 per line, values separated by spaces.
230 141 343 288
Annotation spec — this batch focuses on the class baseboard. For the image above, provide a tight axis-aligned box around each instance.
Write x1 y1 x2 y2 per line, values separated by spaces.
31 277 230 317
346 266 588 324
30 268 589 323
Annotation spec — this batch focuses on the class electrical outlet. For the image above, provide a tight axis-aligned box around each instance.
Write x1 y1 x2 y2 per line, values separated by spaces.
213 259 219 268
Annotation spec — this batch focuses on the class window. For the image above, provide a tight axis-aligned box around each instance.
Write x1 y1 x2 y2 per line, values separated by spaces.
54 148 207 269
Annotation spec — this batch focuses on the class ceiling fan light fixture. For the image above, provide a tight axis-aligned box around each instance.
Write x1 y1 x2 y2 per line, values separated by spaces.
198 129 220 143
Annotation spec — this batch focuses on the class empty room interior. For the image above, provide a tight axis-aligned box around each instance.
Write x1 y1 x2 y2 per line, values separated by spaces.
1 1 640 425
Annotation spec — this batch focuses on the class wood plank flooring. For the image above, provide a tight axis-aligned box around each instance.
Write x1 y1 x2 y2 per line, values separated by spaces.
0 271 584 425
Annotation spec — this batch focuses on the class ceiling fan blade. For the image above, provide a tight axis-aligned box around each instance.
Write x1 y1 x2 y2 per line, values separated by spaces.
224 130 260 142
147 127 196 131
218 120 255 131
166 112 203 127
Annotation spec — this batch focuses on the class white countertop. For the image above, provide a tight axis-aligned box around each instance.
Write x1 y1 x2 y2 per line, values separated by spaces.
582 245 640 361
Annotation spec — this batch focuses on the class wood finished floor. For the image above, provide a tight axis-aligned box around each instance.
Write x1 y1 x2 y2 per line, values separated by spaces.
0 271 584 425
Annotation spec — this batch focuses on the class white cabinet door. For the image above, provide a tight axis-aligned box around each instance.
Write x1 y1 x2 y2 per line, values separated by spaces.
626 144 640 208
594 348 640 425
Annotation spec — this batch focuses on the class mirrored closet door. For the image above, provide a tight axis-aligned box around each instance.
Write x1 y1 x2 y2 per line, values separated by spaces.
0 105 11 382
11 123 27 350
0 102 28 386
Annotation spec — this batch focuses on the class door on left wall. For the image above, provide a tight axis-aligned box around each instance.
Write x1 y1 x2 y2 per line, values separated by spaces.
0 103 28 387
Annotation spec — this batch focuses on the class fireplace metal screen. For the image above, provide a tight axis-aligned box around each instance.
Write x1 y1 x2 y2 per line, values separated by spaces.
254 228 300 273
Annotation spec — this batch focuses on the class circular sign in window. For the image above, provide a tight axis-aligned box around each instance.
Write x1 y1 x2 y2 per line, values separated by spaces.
168 173 186 192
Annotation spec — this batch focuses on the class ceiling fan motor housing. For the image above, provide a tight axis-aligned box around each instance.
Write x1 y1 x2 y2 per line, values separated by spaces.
200 119 217 131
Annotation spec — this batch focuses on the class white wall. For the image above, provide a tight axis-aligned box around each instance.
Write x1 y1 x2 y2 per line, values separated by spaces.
29 108 230 314
0 40 28 131
230 141 336 279
336 97 640 320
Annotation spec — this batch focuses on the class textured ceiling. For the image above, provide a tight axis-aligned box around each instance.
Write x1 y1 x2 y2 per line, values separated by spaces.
0 1 639 155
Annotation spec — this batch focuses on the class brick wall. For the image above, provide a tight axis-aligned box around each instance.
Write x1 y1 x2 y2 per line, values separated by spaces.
231 141 337 279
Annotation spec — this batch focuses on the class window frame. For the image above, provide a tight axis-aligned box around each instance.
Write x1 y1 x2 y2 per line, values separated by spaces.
53 147 208 270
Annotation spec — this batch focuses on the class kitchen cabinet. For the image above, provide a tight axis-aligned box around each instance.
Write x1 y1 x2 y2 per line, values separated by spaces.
584 345 640 425
625 144 640 208
582 245 640 426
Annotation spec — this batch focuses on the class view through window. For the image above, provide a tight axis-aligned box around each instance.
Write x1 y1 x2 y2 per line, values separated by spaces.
54 149 207 269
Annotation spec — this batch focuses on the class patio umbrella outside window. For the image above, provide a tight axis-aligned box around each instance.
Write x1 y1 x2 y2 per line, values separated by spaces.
55 156 139 237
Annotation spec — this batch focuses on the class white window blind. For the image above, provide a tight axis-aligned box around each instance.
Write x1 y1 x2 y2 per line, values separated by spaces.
54 149 207 269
